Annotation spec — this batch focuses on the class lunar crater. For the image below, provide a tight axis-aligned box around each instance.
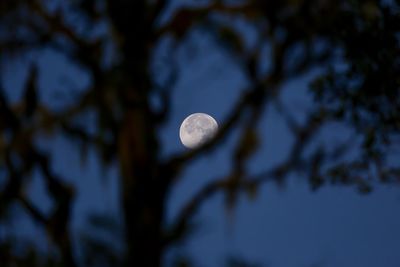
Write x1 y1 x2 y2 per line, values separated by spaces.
179 113 218 149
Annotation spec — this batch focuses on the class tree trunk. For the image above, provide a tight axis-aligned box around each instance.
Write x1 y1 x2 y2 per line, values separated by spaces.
119 106 165 267
106 1 166 266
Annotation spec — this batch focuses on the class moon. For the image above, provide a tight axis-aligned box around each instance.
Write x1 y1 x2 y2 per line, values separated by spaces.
179 113 218 149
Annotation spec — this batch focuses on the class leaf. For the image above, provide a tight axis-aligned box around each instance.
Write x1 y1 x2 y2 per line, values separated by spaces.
235 129 259 162
363 127 375 145
244 181 259 201
218 25 245 53
87 213 121 235
226 255 262 267
171 254 195 267
159 8 209 38
309 175 324 191
357 180 373 194
80 233 121 267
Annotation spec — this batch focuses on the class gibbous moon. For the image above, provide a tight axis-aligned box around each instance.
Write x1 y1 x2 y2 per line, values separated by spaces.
179 113 218 149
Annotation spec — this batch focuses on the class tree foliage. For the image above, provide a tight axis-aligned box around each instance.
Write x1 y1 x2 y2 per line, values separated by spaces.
0 0 399 266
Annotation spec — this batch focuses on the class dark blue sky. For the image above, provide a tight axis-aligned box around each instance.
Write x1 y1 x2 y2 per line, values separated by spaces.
2 0 400 266
161 38 400 267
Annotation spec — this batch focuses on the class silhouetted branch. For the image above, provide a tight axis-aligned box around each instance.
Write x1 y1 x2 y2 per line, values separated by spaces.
167 109 326 245
33 150 76 267
163 30 292 181
155 2 258 39
164 88 256 175
29 0 89 49
151 0 169 26
18 195 48 225
1 0 400 266
165 164 283 245
0 153 22 216
153 48 179 125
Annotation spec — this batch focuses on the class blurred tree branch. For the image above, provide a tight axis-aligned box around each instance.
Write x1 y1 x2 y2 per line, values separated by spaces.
0 0 399 267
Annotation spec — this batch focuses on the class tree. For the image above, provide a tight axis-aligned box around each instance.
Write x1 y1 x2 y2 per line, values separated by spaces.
0 0 399 266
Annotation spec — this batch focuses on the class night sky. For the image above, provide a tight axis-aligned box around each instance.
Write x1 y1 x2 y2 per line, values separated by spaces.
2 0 400 266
